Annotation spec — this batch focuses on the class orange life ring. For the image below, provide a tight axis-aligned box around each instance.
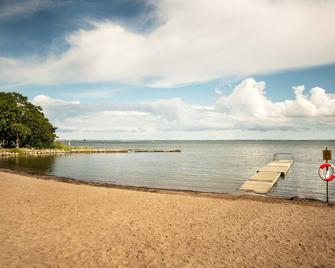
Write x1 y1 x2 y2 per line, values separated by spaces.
318 163 335 182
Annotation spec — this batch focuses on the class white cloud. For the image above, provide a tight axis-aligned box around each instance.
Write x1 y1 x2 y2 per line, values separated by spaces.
216 79 288 129
214 88 223 96
0 0 52 20
32 78 335 139
33 95 232 137
283 86 335 118
33 94 80 106
215 78 335 130
1 0 335 87
0 57 20 66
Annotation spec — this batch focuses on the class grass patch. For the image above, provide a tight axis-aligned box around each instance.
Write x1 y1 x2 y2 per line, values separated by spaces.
51 141 72 151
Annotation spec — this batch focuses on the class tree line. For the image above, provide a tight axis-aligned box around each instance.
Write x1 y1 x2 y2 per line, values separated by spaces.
0 92 56 148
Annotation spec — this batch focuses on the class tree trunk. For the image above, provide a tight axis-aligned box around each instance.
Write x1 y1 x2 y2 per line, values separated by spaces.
16 137 19 148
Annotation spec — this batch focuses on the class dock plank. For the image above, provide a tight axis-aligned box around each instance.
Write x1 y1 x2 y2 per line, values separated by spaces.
240 180 276 194
240 159 293 194
276 160 293 163
258 160 293 176
248 172 281 182
267 162 293 167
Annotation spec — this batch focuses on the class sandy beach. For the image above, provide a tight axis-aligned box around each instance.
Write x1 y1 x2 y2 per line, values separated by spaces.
1 171 335 267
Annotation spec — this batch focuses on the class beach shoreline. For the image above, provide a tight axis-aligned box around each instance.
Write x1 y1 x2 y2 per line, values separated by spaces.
1 170 335 267
0 168 329 206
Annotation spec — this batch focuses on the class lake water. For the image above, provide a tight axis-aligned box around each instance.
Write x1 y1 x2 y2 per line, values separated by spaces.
1 140 335 202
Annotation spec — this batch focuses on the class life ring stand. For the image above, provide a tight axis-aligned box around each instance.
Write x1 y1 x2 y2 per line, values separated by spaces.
318 163 335 182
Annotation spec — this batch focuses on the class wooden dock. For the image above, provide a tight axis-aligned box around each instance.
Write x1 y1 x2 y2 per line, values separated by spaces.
240 159 294 194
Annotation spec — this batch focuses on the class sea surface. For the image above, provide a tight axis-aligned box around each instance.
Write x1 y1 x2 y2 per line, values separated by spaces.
1 140 335 202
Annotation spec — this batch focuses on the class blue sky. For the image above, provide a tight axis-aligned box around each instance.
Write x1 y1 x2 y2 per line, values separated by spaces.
1 0 335 139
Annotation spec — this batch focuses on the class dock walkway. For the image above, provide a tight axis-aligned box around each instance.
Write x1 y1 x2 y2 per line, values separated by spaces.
240 159 294 194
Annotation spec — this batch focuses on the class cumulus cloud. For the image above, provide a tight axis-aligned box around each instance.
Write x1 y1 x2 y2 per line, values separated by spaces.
31 78 335 139
33 94 231 137
215 78 335 130
1 0 335 86
283 86 335 118
216 79 288 129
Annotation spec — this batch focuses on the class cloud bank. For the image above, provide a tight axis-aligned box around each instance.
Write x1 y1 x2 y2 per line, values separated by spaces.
1 0 335 87
32 79 335 139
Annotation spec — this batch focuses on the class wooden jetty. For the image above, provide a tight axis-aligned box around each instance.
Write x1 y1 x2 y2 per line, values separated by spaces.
240 154 294 194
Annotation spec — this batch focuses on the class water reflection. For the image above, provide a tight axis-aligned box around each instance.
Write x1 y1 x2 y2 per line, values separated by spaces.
0 155 56 174
0 140 335 201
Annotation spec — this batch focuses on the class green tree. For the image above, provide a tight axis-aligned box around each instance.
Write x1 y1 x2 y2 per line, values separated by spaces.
0 92 56 148
10 123 31 148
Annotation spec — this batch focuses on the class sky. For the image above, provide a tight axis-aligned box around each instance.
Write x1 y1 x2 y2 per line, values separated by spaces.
0 0 335 140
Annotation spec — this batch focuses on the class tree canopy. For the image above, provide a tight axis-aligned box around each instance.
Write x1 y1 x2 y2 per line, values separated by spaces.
0 92 56 148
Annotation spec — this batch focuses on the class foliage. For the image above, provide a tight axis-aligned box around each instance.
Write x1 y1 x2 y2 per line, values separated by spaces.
0 92 57 148
10 123 31 148
51 141 71 151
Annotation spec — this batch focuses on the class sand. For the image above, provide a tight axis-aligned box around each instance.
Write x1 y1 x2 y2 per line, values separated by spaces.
1 171 335 267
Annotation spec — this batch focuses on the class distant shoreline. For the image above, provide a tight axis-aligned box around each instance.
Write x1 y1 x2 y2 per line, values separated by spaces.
59 139 335 141
0 147 181 156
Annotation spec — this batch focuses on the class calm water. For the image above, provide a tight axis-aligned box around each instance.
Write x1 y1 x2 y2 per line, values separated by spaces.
1 140 335 202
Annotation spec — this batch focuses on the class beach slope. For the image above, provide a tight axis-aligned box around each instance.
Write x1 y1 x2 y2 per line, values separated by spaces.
1 171 335 267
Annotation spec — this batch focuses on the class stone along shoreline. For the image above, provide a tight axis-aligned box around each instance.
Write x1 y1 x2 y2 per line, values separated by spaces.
0 147 182 156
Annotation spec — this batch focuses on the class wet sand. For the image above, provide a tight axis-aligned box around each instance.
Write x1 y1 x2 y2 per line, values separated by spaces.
1 171 335 267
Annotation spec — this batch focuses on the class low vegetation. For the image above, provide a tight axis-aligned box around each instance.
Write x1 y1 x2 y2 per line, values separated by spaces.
51 141 71 150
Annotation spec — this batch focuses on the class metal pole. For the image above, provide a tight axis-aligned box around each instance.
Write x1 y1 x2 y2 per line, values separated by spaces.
327 181 329 204
326 158 329 204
